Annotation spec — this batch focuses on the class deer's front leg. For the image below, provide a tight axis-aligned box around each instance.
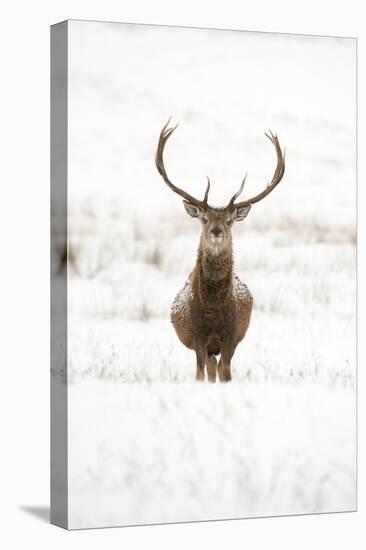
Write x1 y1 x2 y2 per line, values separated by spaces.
218 340 233 382
195 342 207 381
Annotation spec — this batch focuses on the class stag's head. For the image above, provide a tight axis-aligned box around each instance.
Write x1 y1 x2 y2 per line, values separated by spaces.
182 203 251 254
155 119 286 254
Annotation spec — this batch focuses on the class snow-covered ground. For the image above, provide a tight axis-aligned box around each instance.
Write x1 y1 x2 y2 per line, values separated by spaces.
64 21 356 528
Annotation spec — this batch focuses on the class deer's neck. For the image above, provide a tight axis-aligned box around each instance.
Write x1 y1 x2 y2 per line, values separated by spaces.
195 238 233 304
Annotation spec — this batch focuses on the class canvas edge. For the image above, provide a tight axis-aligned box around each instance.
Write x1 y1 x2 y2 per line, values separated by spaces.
50 19 68 530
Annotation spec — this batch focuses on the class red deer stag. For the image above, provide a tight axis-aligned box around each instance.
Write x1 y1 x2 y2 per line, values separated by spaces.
155 119 286 382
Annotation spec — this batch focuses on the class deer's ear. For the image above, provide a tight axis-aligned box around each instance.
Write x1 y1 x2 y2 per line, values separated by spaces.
233 204 252 221
183 200 201 218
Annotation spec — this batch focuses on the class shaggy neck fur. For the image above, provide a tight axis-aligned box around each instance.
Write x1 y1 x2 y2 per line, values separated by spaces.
194 236 233 305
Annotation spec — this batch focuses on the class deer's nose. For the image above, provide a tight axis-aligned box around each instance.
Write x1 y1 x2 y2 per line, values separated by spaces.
210 226 223 237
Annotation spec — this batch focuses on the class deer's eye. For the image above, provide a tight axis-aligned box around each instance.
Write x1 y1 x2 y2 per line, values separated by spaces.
226 219 233 226
202 218 208 224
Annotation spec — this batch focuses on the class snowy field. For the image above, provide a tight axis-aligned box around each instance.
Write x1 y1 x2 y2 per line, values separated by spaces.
64 22 356 528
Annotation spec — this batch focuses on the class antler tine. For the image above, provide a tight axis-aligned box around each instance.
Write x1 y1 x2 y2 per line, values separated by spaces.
155 119 210 210
227 173 247 208
203 177 211 204
231 130 286 208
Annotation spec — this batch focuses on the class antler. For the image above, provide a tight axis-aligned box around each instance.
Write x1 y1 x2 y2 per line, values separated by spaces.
227 130 286 208
155 118 210 210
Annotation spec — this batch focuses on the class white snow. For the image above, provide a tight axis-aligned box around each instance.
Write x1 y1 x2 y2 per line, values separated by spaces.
63 21 356 529
68 380 355 528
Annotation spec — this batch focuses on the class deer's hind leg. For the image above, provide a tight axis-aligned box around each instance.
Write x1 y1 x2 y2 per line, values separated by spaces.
206 354 217 383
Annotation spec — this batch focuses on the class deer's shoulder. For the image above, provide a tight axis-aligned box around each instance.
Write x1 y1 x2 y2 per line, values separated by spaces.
171 272 194 318
232 273 253 305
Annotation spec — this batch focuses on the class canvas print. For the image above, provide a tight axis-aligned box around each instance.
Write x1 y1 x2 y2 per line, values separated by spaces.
51 20 356 529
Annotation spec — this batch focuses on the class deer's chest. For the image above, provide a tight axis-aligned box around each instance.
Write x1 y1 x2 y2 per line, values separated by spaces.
190 297 235 338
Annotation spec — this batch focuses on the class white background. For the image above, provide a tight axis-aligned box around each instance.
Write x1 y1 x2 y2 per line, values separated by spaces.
0 0 364 548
